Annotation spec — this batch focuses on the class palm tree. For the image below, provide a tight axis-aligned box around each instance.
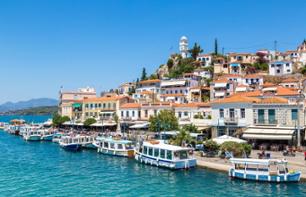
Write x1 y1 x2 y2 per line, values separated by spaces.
173 129 192 146
188 42 203 60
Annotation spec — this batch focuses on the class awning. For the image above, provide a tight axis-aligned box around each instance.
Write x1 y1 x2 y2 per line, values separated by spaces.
242 128 294 140
214 83 227 88
91 122 117 127
215 92 225 97
129 122 149 129
161 80 186 87
72 103 82 108
213 135 247 145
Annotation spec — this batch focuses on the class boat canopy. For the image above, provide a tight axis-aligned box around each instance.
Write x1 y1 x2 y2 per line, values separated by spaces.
96 137 132 144
142 140 192 151
229 158 288 166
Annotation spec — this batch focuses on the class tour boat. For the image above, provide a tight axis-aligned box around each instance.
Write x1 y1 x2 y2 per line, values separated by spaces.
52 132 63 143
23 128 42 141
81 135 96 149
59 135 82 151
229 158 301 182
41 129 56 141
135 140 196 169
94 137 134 157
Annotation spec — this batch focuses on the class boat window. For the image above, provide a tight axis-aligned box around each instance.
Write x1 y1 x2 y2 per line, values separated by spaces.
117 144 123 150
257 165 268 172
235 164 245 170
125 143 132 149
246 164 257 171
148 148 153 156
160 149 165 159
179 151 188 160
154 148 159 157
278 165 286 174
104 142 108 148
144 146 148 154
110 143 115 149
166 150 172 160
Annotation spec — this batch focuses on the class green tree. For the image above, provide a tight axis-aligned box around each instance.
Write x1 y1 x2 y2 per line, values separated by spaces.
204 140 219 152
167 58 174 69
182 124 198 133
149 110 178 132
188 42 203 60
52 113 70 127
84 118 97 127
172 128 192 146
141 67 147 81
214 38 218 55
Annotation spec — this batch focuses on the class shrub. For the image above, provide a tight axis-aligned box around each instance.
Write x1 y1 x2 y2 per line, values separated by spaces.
204 140 219 152
220 142 252 157
84 118 97 127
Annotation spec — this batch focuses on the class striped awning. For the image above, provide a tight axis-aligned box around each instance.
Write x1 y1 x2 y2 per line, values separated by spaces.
242 128 294 140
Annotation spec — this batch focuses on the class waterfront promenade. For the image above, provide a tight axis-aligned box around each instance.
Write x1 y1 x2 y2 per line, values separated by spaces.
196 150 306 181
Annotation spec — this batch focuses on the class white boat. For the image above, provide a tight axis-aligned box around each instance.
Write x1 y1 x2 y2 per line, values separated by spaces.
229 158 301 182
20 125 40 137
59 135 83 151
135 140 196 169
23 128 42 141
41 129 56 141
81 135 96 149
94 137 134 157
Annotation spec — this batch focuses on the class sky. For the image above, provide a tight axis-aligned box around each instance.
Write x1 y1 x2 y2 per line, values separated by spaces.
0 0 306 103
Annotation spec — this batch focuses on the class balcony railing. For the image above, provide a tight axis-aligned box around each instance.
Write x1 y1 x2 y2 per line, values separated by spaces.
224 117 238 124
254 119 278 125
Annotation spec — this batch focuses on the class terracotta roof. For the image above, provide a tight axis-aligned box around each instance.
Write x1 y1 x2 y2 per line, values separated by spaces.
263 82 276 87
173 102 210 108
258 97 288 104
222 74 242 78
139 79 160 84
213 78 228 83
139 91 154 95
160 93 185 97
244 74 263 79
83 96 128 102
120 103 141 109
281 78 299 83
211 95 260 104
276 86 299 96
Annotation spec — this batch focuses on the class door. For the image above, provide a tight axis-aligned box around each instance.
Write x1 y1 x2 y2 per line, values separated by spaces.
229 109 235 121
268 109 276 124
258 109 265 124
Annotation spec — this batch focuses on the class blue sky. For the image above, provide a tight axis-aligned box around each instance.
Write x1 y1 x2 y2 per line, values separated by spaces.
0 0 306 103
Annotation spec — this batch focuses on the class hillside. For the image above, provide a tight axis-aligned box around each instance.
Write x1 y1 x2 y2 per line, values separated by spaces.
0 98 58 112
0 106 58 116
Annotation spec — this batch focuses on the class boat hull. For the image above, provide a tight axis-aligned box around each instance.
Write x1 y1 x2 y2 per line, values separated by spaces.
61 144 81 152
229 169 301 182
83 143 97 150
135 152 196 170
98 148 134 158
24 135 41 141
41 135 53 141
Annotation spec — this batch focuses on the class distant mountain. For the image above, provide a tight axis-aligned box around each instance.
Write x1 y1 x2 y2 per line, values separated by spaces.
0 98 58 112
1 106 58 116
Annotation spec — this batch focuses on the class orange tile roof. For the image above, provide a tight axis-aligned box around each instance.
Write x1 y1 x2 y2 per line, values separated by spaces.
139 79 161 84
263 82 276 87
120 103 141 109
160 93 185 97
139 91 154 95
213 78 228 83
281 78 299 83
244 74 263 79
222 74 242 78
258 97 288 104
211 95 260 104
276 86 299 96
173 102 210 108
83 96 128 102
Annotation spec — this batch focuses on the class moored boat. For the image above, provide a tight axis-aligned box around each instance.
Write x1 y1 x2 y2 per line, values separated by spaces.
52 132 63 143
95 137 134 157
59 135 82 151
41 129 56 141
229 158 301 182
135 140 196 169
23 128 42 141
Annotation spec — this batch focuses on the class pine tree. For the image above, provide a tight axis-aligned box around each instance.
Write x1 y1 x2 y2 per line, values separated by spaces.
141 67 147 81
214 38 218 55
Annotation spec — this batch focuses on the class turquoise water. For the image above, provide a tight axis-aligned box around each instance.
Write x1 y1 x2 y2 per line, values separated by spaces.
0 116 305 196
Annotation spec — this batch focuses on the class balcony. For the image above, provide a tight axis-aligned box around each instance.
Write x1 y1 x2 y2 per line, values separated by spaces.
224 117 238 124
254 119 278 126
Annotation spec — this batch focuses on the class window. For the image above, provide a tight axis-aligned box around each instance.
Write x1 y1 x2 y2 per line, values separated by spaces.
287 69 291 73
145 110 148 118
184 111 188 116
138 110 141 118
154 110 157 115
103 142 108 148
271 64 275 68
126 111 129 117
132 111 135 117
219 109 224 118
113 103 116 109
143 146 148 154
291 109 298 121
154 148 159 157
241 108 245 118
277 70 280 73
148 148 153 156
117 144 123 150
178 112 182 118
121 111 124 117
108 103 111 109
166 150 172 160
160 149 165 159
110 143 115 149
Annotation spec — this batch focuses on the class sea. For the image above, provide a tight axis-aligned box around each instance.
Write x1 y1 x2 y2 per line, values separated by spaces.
0 115 305 196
